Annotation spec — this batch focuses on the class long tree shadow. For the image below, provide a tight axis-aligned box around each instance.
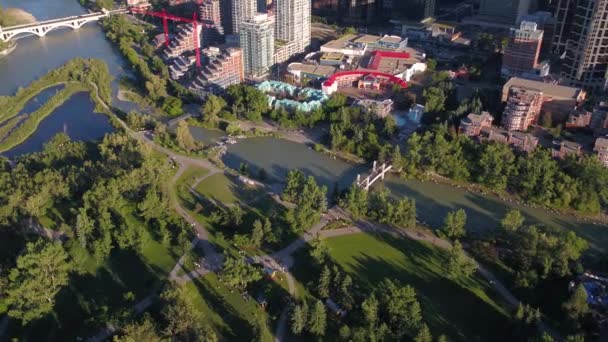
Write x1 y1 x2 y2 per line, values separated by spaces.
190 276 255 340
329 232 513 342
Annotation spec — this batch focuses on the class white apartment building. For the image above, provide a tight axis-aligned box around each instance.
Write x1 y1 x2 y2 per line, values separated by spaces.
240 13 275 79
274 0 311 63
232 0 257 34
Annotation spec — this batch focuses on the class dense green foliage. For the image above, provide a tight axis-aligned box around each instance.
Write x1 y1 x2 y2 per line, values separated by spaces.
4 241 71 323
282 170 328 232
343 184 416 229
399 125 608 213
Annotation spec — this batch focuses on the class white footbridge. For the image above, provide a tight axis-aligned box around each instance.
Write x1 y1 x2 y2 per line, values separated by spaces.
0 8 127 42
356 161 393 190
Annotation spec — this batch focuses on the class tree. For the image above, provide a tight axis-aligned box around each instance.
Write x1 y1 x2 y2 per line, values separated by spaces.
113 315 161 342
220 256 262 290
442 209 467 240
201 95 226 125
161 96 184 117
379 279 423 338
562 284 589 322
160 286 216 341
477 142 516 190
384 115 397 136
318 266 331 298
343 26 357 35
344 183 368 219
5 240 72 323
176 120 196 151
361 294 379 326
251 219 264 247
426 59 437 72
388 198 417 229
414 324 432 342
291 302 308 334
423 87 446 114
446 240 477 278
308 300 327 336
501 209 524 232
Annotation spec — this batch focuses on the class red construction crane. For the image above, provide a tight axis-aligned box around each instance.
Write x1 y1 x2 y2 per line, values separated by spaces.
129 7 204 68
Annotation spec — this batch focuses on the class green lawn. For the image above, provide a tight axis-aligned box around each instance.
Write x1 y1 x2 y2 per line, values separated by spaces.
194 173 264 205
176 165 210 188
183 274 274 342
324 233 512 342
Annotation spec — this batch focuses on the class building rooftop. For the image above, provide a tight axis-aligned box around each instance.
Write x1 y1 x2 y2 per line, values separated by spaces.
504 77 585 100
595 137 608 150
362 48 425 75
354 34 381 44
321 34 365 51
462 111 493 125
287 63 337 77
379 35 405 44
320 52 344 61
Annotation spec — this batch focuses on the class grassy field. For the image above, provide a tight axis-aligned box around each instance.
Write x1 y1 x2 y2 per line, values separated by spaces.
194 173 264 205
183 274 275 342
176 165 210 188
324 233 511 341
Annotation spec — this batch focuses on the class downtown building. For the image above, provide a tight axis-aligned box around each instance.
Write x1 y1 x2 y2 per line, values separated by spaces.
501 21 545 79
274 0 311 63
162 23 202 60
231 0 257 34
556 0 608 91
240 13 275 79
199 0 225 46
189 47 244 97
501 86 544 131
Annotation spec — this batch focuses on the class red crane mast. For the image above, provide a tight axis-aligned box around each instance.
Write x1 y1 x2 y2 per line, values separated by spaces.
129 7 204 69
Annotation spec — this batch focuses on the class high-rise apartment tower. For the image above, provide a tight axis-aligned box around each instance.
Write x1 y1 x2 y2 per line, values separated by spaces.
559 0 608 91
240 13 275 79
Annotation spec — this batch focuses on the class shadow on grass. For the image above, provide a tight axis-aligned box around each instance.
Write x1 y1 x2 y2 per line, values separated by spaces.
329 232 513 342
190 276 254 340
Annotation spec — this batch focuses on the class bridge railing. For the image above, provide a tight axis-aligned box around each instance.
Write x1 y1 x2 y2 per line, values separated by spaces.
0 11 110 31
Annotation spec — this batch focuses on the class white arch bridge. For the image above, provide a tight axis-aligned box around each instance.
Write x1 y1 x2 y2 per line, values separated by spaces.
357 161 393 191
0 8 127 42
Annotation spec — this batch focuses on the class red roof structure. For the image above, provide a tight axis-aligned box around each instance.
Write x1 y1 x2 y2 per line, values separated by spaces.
367 50 411 70
322 70 408 89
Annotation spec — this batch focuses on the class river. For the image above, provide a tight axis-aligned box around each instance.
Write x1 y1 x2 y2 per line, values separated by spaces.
222 137 608 252
0 0 136 156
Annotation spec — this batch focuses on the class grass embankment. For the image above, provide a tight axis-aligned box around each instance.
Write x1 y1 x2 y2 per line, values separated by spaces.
322 233 511 341
0 58 113 153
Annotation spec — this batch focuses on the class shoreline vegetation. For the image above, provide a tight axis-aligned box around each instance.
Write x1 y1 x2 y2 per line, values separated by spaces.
0 6 35 54
0 58 113 153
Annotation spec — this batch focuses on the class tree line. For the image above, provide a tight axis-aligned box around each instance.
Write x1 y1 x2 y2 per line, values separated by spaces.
397 124 608 214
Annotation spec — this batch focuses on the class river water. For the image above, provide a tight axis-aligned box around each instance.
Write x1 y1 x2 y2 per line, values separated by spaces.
223 137 608 252
0 0 136 156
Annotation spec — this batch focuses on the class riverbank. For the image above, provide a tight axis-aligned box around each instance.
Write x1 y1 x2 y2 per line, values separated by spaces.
419 171 608 227
0 42 17 58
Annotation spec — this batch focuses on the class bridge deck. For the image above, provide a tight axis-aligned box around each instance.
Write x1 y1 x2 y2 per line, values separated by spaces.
0 9 125 31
